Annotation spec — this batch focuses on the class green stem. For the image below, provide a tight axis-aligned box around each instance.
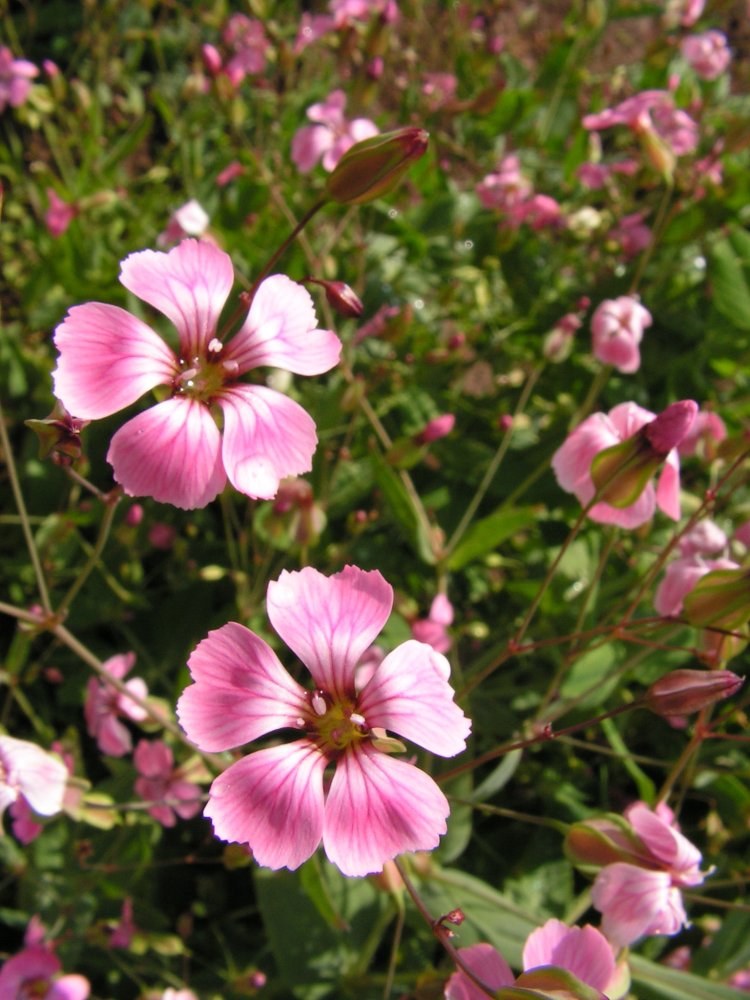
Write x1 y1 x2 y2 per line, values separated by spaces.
443 364 543 561
628 184 673 295
0 396 52 612
56 492 122 618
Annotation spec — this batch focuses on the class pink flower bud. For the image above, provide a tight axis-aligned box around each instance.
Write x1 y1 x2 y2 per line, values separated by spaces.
325 127 429 205
415 413 455 444
201 43 223 76
645 669 743 717
645 400 698 455
305 278 364 317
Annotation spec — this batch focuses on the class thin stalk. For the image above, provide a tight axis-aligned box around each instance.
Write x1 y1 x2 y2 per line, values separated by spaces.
443 364 543 561
0 396 52 612
382 900 405 1000
56 492 122 618
628 185 673 295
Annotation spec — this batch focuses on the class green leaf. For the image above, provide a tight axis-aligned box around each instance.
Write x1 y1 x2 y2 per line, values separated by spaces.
630 954 750 1000
708 238 750 332
447 507 535 571
370 452 436 564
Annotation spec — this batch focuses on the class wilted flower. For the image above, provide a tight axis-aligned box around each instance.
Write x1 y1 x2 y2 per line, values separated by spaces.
84 652 149 757
177 566 471 876
53 240 341 509
681 31 731 81
291 90 379 174
591 296 652 373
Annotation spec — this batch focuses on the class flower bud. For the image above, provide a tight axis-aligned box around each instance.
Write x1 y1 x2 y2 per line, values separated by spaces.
565 814 643 872
305 278 364 317
636 118 676 183
645 669 744 717
683 567 750 631
26 403 88 466
325 127 429 205
415 413 455 444
590 400 697 508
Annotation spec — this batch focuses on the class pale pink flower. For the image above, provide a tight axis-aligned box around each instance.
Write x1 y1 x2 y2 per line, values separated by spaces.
591 295 652 373
177 566 471 877
0 945 89 1000
412 594 454 654
222 14 268 86
654 555 738 616
677 519 728 557
0 46 38 112
677 407 726 458
133 739 202 827
0 736 67 831
584 90 698 157
682 31 731 80
84 652 149 757
156 200 209 247
291 90 379 174
53 240 341 509
552 401 688 528
728 969 750 991
577 161 611 190
45 189 77 238
591 802 707 947
476 155 532 213
510 193 564 230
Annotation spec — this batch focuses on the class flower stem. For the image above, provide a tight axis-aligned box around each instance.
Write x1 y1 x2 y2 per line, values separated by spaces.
56 490 122 618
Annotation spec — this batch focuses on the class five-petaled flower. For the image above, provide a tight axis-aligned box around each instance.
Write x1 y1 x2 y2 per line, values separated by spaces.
177 565 471 877
52 239 342 509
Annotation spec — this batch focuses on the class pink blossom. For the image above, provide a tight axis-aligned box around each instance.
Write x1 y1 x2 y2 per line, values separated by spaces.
445 943 514 999
0 945 89 1000
291 90 379 174
294 13 336 53
576 161 611 190
591 295 652 373
511 193 564 230
728 969 750 991
53 239 341 509
109 898 136 949
591 802 708 947
682 31 731 80
677 519 728 557
412 594 454 654
654 555 738 616
583 90 698 157
177 566 471 877
416 414 456 444
216 160 245 186
222 14 268 86
0 736 67 829
201 43 223 76
677 407 726 458
523 919 625 997
552 401 685 528
0 46 38 112
330 0 399 26
610 211 652 258
675 0 706 26
133 740 202 827
45 189 78 238
84 652 149 757
476 155 532 213
157 200 209 247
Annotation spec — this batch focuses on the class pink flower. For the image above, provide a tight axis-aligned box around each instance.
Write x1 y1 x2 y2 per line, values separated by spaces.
654 555 738 616
476 155 532 213
445 943 514 999
583 90 698 157
133 739 202 827
0 736 67 831
591 295 652 373
610 211 652 259
177 566 471 876
412 594 454 654
677 407 726 458
0 46 38 112
216 160 245 186
45 189 77 238
422 72 458 109
523 919 624 997
591 802 707 947
552 401 687 528
293 13 336 53
291 90 379 174
330 0 399 26
109 898 137 949
156 200 209 247
511 193 564 230
416 414 456 444
222 14 268 86
53 239 341 509
84 652 149 757
682 31 731 80
677 519 728 557
0 945 89 1000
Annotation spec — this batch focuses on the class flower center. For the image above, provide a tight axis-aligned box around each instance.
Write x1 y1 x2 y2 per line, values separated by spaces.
172 342 240 403
308 690 367 754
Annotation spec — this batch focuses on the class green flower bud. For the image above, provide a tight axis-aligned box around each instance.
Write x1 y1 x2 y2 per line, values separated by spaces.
325 127 429 205
645 669 744 717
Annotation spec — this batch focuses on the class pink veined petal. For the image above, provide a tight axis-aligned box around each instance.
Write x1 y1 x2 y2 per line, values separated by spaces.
205 740 326 871
656 450 681 521
218 385 317 501
225 275 342 376
323 742 450 877
592 863 686 947
97 713 134 757
291 124 335 173
107 398 226 509
267 565 393 696
358 639 470 757
0 737 67 817
119 240 235 359
524 920 615 993
551 412 621 504
627 804 704 879
588 483 656 529
53 303 176 419
445 943 515 1000
607 400 655 439
177 622 309 752
134 740 173 778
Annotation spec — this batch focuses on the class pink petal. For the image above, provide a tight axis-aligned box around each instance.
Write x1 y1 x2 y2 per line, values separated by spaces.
291 125 334 173
48 975 91 1000
607 400 655 439
323 742 450 876
588 484 656 529
107 398 226 509
523 919 614 993
627 803 704 880
267 566 393 697
445 943 515 1000
177 622 309 752
226 276 341 376
118 240 234 359
656 451 681 520
205 740 326 870
591 863 686 947
101 651 137 681
358 640 470 756
117 678 149 721
0 737 67 817
53 303 176 419
551 412 621 505
218 385 317 500
97 713 134 757
134 739 173 778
